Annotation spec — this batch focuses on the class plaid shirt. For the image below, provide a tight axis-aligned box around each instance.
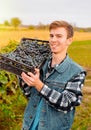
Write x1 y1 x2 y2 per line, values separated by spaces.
40 72 86 113
19 71 86 113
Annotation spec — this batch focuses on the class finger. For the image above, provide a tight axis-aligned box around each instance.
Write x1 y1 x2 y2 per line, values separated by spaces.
21 72 28 77
22 74 34 86
35 68 39 73
21 72 32 82
22 72 34 81
27 72 35 77
23 78 33 86
34 68 40 77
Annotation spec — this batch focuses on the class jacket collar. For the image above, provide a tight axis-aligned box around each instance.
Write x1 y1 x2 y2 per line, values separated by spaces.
42 54 70 74
54 55 70 73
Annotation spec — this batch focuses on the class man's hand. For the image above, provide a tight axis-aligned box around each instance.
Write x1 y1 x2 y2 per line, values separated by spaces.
21 68 44 92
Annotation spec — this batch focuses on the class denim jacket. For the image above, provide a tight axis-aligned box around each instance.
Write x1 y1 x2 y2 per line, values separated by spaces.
20 55 86 130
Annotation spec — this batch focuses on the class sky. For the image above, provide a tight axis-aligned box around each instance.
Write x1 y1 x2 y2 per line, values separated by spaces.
0 0 91 27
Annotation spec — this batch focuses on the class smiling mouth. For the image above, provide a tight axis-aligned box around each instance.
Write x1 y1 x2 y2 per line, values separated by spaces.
51 45 57 48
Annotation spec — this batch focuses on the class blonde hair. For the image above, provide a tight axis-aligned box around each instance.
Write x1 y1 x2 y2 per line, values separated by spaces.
49 20 74 38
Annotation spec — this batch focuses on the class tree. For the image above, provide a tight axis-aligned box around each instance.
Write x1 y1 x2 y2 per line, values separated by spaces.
10 17 21 28
4 20 10 26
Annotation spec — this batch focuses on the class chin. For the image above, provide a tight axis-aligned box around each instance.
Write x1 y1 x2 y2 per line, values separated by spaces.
52 51 58 54
51 49 57 53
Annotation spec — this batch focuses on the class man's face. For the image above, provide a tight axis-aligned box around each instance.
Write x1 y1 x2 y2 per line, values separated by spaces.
49 27 72 54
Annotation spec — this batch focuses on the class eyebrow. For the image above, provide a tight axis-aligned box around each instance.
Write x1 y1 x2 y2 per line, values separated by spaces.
50 33 63 36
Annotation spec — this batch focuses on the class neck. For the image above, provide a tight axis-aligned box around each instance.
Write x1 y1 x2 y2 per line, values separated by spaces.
51 52 66 67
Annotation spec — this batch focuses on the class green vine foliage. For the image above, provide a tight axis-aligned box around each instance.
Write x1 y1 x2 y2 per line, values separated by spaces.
0 40 27 130
0 40 19 53
0 40 19 104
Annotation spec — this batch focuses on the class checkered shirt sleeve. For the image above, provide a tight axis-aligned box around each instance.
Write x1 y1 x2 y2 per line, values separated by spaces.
40 72 86 113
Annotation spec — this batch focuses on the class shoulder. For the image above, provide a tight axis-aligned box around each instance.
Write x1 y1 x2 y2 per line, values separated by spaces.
67 56 86 75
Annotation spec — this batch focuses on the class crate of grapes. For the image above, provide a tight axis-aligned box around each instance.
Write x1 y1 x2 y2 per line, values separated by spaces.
0 38 51 77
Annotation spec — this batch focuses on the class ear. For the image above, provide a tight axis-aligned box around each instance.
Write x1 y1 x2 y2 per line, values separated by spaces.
66 37 73 46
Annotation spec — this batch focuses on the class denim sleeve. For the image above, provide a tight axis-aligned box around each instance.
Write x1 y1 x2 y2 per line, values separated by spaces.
40 72 86 113
17 76 31 98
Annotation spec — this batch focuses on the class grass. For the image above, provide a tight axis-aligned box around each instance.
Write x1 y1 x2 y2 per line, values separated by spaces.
0 29 91 49
72 90 91 130
68 40 91 68
0 29 49 49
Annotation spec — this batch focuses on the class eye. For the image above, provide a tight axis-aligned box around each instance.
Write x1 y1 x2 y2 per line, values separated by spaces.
56 34 62 38
50 34 54 38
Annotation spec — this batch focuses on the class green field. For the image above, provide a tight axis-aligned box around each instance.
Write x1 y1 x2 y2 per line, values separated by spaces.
68 40 91 68
0 40 91 130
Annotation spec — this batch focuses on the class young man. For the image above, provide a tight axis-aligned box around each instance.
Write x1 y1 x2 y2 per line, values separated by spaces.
20 20 86 130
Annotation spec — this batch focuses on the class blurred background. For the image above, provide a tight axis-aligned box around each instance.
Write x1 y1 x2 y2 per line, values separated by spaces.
0 0 91 129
